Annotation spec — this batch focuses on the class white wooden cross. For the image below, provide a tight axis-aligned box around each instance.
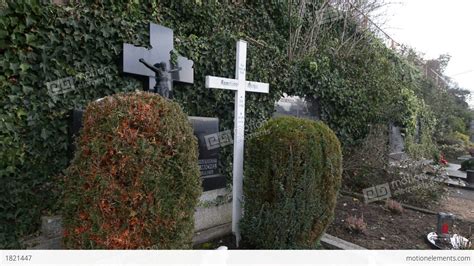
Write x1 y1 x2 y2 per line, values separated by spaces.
205 40 269 245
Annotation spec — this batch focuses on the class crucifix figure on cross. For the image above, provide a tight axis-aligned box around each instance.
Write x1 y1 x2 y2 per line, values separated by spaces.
121 23 193 98
205 40 270 246
137 59 183 97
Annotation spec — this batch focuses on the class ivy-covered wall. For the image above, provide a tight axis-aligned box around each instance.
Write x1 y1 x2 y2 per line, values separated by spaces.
0 0 436 247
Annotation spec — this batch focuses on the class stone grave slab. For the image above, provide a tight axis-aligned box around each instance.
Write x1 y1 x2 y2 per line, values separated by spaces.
457 155 472 161
446 163 466 179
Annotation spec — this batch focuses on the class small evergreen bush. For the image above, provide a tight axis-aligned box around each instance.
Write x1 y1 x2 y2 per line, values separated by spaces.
62 92 201 249
241 116 342 249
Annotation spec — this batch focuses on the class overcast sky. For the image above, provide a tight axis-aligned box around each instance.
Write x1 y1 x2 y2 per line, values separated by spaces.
381 0 474 103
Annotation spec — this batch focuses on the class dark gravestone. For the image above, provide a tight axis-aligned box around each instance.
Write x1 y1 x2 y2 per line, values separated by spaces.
68 23 226 191
188 117 226 191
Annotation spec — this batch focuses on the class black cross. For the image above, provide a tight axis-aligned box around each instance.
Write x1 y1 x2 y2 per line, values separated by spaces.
120 23 193 98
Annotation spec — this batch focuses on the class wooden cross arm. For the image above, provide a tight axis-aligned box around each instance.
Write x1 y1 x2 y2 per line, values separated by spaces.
205 76 239 91
205 76 269 94
246 81 269 93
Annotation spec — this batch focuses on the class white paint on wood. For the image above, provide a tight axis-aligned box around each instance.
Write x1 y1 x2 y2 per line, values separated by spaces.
205 40 270 246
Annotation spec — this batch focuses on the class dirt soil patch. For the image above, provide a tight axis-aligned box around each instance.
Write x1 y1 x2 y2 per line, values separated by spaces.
195 193 474 250
437 187 474 221
326 195 473 249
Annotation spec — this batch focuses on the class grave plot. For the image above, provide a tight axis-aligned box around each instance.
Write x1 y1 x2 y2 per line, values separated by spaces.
438 188 474 222
326 194 473 249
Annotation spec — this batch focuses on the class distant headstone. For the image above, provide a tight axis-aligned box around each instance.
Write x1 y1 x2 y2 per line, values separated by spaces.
274 93 320 120
388 123 406 161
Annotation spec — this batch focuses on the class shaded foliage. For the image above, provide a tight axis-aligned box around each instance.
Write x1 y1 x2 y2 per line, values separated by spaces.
460 159 474 172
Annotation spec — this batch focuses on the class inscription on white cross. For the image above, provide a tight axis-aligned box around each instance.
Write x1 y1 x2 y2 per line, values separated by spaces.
205 40 269 245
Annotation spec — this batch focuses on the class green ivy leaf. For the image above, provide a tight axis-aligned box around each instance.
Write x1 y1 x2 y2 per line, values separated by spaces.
22 86 34 94
20 63 29 72
16 109 26 118
9 62 19 72
25 33 36 45
26 17 36 27
40 128 49 140
0 30 8 39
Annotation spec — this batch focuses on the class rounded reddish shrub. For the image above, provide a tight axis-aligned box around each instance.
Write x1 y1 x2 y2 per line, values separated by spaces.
62 92 201 249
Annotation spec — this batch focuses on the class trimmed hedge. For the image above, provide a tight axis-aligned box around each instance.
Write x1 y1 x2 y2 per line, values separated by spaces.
241 116 342 249
62 92 201 249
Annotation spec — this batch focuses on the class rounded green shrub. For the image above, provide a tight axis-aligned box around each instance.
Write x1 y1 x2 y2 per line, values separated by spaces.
241 116 342 249
62 92 201 249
